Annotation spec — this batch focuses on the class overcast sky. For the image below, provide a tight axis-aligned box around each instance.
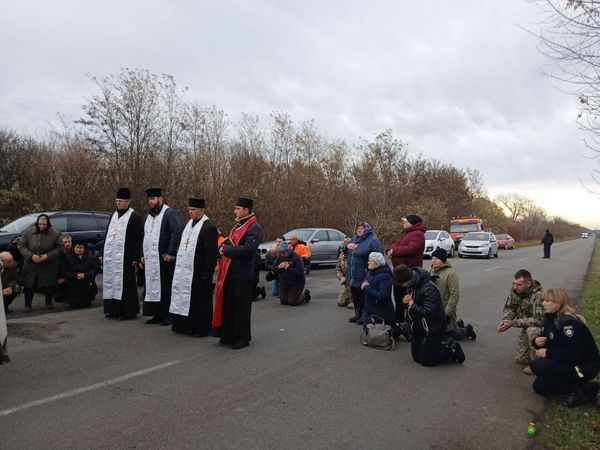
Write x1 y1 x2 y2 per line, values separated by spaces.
1 0 598 227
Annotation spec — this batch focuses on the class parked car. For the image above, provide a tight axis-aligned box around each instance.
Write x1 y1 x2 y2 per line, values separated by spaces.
0 211 111 252
258 228 348 266
582 232 589 239
457 232 499 259
423 230 454 258
496 233 515 250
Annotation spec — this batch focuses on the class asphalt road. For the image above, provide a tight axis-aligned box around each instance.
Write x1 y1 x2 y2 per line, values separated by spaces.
0 238 595 449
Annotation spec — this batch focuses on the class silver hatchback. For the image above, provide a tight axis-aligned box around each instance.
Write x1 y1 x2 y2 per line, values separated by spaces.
457 232 499 259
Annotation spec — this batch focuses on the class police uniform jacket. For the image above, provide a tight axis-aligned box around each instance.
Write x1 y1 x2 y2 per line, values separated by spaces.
534 313 600 370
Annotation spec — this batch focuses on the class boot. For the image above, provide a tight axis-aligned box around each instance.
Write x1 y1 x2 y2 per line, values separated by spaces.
449 340 465 363
349 308 361 323
456 319 465 328
582 380 600 405
356 310 366 325
560 390 586 408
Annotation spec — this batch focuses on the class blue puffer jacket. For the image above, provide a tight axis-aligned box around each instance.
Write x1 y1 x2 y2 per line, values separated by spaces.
363 264 395 328
343 222 384 288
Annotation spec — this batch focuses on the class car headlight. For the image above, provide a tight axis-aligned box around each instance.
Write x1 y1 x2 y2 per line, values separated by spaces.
425 246 433 252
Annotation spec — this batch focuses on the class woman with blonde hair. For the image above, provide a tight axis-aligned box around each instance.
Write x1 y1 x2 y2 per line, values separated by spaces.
530 288 600 407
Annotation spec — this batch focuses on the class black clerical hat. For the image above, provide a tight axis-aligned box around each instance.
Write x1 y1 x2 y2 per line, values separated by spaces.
145 187 163 197
236 197 253 209
116 187 131 199
188 197 206 208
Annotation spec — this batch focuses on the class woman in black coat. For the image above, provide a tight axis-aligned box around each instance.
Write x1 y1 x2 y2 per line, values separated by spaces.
63 241 98 308
394 265 465 366
531 288 600 407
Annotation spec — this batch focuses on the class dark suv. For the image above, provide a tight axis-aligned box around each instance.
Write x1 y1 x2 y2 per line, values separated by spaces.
0 211 111 251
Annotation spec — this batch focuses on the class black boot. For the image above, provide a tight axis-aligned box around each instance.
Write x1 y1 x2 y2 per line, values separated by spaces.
582 380 600 405
456 319 465 328
560 389 586 408
465 324 477 340
448 340 465 363
349 308 361 323
356 309 366 325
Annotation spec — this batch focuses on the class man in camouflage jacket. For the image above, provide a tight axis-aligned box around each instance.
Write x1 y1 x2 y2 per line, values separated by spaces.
497 269 544 369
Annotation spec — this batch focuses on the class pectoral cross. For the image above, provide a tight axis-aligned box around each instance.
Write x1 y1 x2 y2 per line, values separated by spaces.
111 228 117 240
185 240 189 251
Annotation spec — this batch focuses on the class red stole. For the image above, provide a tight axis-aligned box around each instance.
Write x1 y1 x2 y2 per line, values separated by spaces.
212 215 257 328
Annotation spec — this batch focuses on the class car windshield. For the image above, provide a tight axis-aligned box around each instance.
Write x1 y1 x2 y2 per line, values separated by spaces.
425 231 439 240
283 229 315 241
496 234 507 240
463 233 489 241
0 213 41 233
450 223 480 233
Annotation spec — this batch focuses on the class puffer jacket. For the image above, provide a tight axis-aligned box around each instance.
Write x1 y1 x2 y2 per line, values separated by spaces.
405 267 446 337
363 264 395 327
388 222 426 269
343 222 384 288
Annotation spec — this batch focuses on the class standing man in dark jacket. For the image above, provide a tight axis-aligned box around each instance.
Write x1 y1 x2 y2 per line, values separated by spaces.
103 187 144 320
170 198 218 337
141 188 182 325
541 229 554 259
273 242 310 306
387 214 426 330
18 214 64 312
394 265 465 366
212 197 262 349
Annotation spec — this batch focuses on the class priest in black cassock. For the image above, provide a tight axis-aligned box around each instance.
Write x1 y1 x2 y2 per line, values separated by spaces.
141 188 182 326
212 197 262 349
103 187 144 320
170 198 218 337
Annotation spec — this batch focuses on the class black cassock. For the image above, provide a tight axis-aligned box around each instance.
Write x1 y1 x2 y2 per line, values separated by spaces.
103 209 144 319
171 219 218 336
142 205 181 319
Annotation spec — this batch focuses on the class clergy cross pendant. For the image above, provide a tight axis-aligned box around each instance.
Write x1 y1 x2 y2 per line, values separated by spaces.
111 228 117 240
185 240 189 250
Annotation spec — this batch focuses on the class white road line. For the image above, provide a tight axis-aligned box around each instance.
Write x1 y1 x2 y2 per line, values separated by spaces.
518 258 528 262
485 266 502 271
0 360 179 417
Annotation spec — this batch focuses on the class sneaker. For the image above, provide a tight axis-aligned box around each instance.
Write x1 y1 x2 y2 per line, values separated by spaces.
523 366 534 376
466 324 477 340
304 289 311 303
451 341 465 364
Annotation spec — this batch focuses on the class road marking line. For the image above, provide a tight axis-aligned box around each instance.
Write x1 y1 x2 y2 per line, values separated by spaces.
518 258 528 262
485 266 502 271
0 360 179 417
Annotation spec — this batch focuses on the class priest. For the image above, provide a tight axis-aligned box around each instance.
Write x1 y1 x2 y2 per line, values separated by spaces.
212 197 262 349
170 198 218 337
103 187 144 320
141 188 182 325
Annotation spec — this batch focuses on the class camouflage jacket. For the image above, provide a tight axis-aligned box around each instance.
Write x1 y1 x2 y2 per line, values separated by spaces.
502 280 544 328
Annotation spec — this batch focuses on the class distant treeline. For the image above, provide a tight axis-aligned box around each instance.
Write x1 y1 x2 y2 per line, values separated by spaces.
0 69 587 243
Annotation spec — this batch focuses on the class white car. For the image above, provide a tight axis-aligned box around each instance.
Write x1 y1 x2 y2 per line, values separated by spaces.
423 230 454 258
458 232 499 259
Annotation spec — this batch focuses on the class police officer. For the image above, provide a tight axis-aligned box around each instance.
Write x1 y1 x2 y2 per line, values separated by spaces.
497 269 544 374
530 288 600 407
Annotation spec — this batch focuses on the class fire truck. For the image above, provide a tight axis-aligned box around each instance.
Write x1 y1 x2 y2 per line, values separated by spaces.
449 217 484 249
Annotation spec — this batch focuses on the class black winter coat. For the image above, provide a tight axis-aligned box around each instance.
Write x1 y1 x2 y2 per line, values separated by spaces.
273 251 305 290
405 268 446 337
222 217 262 281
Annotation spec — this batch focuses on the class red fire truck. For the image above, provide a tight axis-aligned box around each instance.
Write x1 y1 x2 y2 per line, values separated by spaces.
449 217 484 249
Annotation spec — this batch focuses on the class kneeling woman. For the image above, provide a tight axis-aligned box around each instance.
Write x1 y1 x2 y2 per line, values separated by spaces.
394 265 465 366
360 252 395 329
531 288 600 407
273 243 311 306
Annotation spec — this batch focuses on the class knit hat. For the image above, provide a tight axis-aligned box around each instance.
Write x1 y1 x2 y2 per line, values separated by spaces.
403 214 422 225
431 247 447 262
368 252 385 267
393 264 413 284
278 242 291 254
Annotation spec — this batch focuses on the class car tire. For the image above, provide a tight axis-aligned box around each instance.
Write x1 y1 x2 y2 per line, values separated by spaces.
458 253 463 258
447 248 453 258
494 250 499 258
486 249 492 259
